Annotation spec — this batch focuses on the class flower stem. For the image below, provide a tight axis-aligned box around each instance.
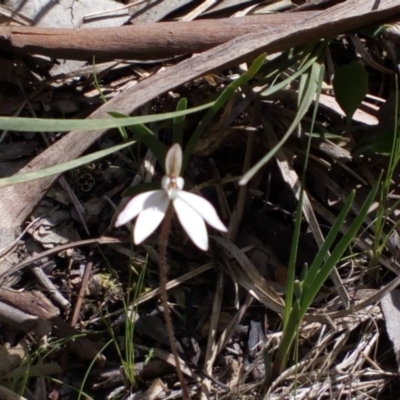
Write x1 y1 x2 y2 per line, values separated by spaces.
159 205 189 399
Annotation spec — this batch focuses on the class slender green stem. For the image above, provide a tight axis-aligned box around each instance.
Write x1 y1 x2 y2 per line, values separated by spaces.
159 206 189 399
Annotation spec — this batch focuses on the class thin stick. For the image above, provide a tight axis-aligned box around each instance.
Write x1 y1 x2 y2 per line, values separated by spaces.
159 206 190 399
70 250 94 327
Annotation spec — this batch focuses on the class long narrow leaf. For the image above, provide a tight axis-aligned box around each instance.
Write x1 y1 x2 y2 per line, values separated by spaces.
126 124 166 167
261 53 320 97
0 102 213 132
272 294 302 379
0 140 135 187
183 53 266 167
300 179 380 311
273 177 379 377
301 191 355 290
259 44 313 83
282 62 325 330
173 98 187 146
240 44 326 185
109 112 167 166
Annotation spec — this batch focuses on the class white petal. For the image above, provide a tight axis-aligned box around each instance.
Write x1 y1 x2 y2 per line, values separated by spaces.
114 190 164 227
176 191 227 232
176 176 184 190
165 143 182 176
173 197 208 250
134 194 170 244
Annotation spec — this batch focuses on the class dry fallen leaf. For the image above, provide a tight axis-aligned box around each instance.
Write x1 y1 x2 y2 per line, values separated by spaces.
0 340 28 375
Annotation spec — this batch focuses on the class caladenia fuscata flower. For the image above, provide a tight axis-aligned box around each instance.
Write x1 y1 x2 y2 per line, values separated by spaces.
114 143 227 250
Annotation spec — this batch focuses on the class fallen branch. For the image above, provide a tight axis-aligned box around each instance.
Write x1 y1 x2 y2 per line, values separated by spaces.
0 13 316 61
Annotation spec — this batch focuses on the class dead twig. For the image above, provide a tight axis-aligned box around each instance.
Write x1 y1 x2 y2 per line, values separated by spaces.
0 236 126 281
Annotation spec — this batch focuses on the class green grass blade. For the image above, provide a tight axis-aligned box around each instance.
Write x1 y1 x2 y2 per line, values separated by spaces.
183 53 266 167
127 123 166 165
173 98 187 146
259 44 317 84
0 140 135 187
109 112 167 166
272 294 302 379
273 178 379 378
240 45 325 186
282 62 325 330
300 179 380 312
301 191 355 289
77 339 113 400
373 79 400 261
0 102 214 132
261 53 320 97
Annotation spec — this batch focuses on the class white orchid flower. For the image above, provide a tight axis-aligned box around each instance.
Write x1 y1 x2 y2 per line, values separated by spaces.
114 143 227 250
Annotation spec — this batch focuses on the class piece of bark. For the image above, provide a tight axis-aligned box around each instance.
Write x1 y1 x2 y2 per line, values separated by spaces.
0 289 59 337
0 293 104 363
0 13 316 61
0 301 39 333
0 288 59 320
0 1 399 253
381 289 400 377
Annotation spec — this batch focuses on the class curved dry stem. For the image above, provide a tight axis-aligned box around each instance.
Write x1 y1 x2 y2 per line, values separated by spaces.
159 205 189 399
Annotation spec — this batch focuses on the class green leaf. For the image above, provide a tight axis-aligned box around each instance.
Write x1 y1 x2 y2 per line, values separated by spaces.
300 179 379 311
293 280 303 300
183 53 266 168
261 50 320 97
173 98 187 146
0 140 135 187
240 50 325 185
333 61 368 120
109 112 167 166
281 59 325 330
0 102 214 132
273 176 380 377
